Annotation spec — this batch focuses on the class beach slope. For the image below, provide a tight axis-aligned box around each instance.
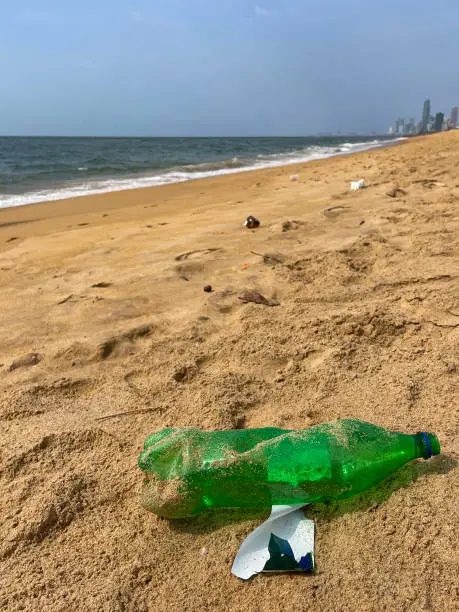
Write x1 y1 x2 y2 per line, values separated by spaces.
0 132 458 611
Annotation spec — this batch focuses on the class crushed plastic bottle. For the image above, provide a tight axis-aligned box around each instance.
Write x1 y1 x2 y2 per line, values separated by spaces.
138 419 440 518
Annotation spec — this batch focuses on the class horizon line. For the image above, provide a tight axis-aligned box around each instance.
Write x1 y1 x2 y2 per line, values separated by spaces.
0 133 392 139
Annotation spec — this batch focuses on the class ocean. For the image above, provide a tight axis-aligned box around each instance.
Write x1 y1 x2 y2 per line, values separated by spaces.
0 136 398 209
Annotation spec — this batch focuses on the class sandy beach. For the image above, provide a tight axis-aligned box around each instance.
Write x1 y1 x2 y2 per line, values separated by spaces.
1 132 458 610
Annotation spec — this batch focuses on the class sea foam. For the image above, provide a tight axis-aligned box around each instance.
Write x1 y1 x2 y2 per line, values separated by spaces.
0 138 401 209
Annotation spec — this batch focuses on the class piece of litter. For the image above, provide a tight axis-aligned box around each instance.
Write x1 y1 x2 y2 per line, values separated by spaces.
232 505 314 580
289 174 299 182
350 179 366 191
200 547 207 556
244 216 260 229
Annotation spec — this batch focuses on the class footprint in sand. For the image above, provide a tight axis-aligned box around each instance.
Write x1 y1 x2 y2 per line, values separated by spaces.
175 248 222 261
251 251 285 265
1 429 121 560
207 289 238 313
381 208 410 224
269 220 305 233
96 323 154 360
412 179 446 189
57 294 78 305
3 378 90 421
238 290 279 307
175 248 224 281
401 300 459 329
386 187 407 198
281 220 305 232
8 352 42 372
323 206 351 218
176 259 212 281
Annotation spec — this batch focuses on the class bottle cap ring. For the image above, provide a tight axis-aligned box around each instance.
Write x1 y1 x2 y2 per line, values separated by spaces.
420 432 433 459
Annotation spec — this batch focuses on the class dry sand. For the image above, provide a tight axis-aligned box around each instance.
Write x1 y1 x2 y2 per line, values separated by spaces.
0 132 458 611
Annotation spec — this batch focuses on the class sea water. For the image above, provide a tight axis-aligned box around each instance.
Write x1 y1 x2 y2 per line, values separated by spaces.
0 135 399 209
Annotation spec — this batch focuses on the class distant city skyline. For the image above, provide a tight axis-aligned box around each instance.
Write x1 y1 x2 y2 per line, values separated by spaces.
388 99 458 136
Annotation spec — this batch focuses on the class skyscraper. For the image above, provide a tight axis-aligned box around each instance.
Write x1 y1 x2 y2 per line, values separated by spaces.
434 112 444 132
405 118 416 135
451 107 458 128
397 118 405 135
422 99 431 131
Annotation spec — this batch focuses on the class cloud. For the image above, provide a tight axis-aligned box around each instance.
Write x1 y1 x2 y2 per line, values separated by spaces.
255 5 277 17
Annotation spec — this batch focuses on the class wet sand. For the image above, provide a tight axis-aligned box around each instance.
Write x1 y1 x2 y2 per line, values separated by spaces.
0 131 458 610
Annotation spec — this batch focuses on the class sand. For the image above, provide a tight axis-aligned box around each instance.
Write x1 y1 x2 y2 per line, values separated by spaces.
0 132 458 611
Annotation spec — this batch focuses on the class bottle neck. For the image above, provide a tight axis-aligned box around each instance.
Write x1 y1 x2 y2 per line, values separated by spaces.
414 432 440 460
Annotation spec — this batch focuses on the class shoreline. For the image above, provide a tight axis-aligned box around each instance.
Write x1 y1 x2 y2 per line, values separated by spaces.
0 136 403 212
0 135 408 245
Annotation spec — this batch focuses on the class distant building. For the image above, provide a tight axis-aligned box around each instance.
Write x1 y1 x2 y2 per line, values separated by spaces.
422 99 431 131
396 118 405 135
404 118 416 135
434 112 444 132
451 106 458 128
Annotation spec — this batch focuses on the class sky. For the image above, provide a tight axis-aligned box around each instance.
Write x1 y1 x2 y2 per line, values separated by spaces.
1 0 459 136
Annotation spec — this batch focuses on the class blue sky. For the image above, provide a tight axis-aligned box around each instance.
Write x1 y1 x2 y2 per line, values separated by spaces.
1 0 458 136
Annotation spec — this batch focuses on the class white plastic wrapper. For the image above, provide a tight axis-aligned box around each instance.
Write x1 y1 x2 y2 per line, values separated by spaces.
232 505 315 580
350 179 366 190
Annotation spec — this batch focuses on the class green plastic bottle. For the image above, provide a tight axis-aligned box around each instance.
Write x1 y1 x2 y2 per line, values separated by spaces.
138 419 440 518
